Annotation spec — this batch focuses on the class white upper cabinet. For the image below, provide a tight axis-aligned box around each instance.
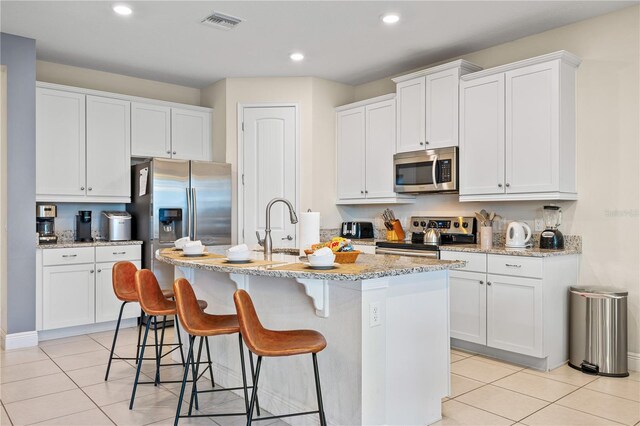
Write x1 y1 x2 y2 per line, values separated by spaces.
36 88 86 199
459 51 580 202
171 108 212 161
86 96 131 198
131 102 171 158
393 60 482 154
336 95 414 205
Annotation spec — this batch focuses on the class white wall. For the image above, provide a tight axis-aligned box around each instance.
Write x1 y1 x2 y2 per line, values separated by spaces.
344 6 640 355
1 65 7 333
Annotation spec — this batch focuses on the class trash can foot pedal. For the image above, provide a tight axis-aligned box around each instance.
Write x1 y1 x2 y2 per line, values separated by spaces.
580 361 599 375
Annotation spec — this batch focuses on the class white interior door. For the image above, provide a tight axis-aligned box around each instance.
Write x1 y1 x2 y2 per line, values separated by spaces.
242 106 297 247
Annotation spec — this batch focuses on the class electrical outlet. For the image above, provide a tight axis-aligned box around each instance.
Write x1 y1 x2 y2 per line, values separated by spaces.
534 219 544 232
369 302 381 327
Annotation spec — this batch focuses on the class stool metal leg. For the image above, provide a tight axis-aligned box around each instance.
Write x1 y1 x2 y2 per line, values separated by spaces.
238 334 250 414
153 316 161 386
174 335 195 426
312 353 327 426
247 356 262 426
188 336 204 415
129 315 152 409
248 351 261 416
135 309 144 364
156 315 168 385
203 336 215 388
174 316 186 366
105 301 127 381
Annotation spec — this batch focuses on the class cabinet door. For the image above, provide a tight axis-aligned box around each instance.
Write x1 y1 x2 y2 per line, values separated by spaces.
459 74 505 196
95 261 141 323
171 108 212 161
364 99 396 198
486 274 543 357
336 107 366 200
36 88 86 198
42 264 95 330
131 102 171 158
449 271 487 345
86 96 131 197
505 61 559 193
425 68 459 148
396 77 426 153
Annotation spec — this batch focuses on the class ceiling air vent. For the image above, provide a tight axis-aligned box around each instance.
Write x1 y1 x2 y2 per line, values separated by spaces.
201 11 243 30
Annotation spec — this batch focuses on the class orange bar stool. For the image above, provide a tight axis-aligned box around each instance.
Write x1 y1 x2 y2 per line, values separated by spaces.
234 289 327 425
129 269 209 409
173 278 261 426
105 261 178 381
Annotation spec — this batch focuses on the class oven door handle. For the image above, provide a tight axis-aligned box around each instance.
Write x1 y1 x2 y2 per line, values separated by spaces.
375 248 439 258
432 154 439 190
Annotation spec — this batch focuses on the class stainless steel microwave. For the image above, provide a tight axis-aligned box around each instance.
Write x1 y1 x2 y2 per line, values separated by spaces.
393 147 458 193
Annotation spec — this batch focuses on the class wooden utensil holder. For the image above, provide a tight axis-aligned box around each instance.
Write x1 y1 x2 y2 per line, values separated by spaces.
386 220 405 241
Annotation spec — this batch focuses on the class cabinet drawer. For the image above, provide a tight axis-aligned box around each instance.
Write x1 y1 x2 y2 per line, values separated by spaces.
96 245 141 262
440 251 486 273
43 247 94 266
488 255 542 279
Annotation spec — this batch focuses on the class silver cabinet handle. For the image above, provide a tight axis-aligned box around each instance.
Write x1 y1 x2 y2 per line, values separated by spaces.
365 190 368 194
173 151 177 155
97 269 102 273
432 154 439 190
282 235 293 241
80 186 85 190
498 183 503 188
425 141 430 145
479 280 484 285
166 150 171 154
90 270 95 274
62 254 77 258
113 251 126 255
360 190 364 194
88 187 92 191
505 263 522 268
186 188 192 239
487 281 492 286
419 142 424 146
192 188 198 240
506 183 510 187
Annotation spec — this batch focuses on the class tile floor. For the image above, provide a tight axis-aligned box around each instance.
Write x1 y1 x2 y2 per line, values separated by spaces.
0 327 638 425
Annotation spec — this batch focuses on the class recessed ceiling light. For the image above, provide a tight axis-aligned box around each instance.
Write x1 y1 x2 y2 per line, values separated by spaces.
290 52 305 62
382 13 400 24
113 4 132 16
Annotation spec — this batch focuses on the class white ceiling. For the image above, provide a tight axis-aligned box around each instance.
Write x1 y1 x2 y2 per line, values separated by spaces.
1 1 635 88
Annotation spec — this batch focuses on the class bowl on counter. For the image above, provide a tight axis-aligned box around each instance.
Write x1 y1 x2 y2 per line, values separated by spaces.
307 252 336 267
305 250 360 264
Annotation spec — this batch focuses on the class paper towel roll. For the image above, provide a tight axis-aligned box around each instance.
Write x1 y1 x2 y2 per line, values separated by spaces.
298 211 320 256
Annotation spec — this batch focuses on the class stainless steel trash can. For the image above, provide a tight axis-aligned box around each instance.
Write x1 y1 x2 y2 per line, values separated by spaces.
569 286 628 377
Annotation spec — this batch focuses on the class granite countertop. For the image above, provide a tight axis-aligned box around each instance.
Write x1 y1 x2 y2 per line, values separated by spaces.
156 248 465 281
37 240 144 249
439 244 581 257
349 238 380 246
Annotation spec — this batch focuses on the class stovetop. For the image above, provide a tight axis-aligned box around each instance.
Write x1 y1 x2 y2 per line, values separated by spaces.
376 215 477 250
376 240 439 251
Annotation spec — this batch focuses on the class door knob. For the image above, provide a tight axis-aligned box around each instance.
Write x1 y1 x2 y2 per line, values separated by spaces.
97 269 102 273
425 141 430 145
166 150 171 154
419 142 424 146
282 235 293 241
505 183 511 187
80 186 85 190
487 281 492 286
498 183 503 188
479 280 484 285
88 187 92 191
173 151 177 155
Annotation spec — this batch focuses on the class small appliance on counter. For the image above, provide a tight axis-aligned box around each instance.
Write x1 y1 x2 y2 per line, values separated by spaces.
101 211 132 241
36 204 58 244
340 221 374 239
75 210 93 242
506 221 532 248
540 205 564 249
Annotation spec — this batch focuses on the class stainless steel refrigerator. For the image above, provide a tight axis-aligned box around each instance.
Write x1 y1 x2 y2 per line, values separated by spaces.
128 159 231 289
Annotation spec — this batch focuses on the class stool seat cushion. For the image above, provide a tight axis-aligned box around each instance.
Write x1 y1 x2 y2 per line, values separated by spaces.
136 269 206 316
113 262 174 302
173 278 236 336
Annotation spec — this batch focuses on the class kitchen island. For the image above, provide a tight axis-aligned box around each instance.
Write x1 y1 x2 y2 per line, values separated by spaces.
157 249 465 425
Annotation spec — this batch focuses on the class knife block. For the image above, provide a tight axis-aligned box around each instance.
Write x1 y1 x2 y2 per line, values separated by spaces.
386 220 405 241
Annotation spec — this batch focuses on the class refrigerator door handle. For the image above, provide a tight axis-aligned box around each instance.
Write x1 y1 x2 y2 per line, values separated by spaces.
186 187 192 239
192 187 198 241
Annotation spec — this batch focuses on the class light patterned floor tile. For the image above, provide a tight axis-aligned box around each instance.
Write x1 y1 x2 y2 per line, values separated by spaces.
3 389 96 425
523 364 599 387
450 373 485 398
521 403 625 425
0 372 77 404
474 355 526 371
82 376 167 407
148 416 216 425
0 359 61 384
0 347 50 367
1 404 12 426
450 357 517 383
100 389 187 426
455 384 549 422
492 371 579 402
41 339 107 358
451 349 475 358
52 348 112 371
586 377 640 402
627 370 639 382
66 360 137 388
30 407 114 425
556 388 640 425
432 400 513 426
451 353 466 363
38 334 94 348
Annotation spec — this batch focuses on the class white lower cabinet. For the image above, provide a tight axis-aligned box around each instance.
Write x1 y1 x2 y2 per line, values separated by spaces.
42 264 96 330
38 245 141 331
95 261 141 323
449 270 486 345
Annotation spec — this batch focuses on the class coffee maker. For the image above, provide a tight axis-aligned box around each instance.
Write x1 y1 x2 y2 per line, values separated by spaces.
75 210 93 242
539 205 564 249
36 204 58 244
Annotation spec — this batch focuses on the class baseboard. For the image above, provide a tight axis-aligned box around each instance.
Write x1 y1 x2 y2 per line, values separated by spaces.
628 352 640 372
38 318 137 342
1 329 39 350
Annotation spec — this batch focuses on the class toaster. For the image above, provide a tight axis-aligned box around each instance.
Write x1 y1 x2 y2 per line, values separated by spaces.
101 211 132 241
340 221 374 239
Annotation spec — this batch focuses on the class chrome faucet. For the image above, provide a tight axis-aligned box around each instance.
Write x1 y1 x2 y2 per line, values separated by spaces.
255 198 298 256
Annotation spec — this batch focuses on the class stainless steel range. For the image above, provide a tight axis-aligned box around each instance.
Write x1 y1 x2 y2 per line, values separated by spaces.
376 216 477 258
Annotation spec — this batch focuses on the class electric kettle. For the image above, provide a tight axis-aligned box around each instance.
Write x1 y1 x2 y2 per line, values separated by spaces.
506 221 532 248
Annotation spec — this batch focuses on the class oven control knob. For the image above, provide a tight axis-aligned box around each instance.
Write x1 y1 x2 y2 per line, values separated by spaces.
462 222 469 228
420 221 427 227
454 222 460 228
429 221 437 228
413 221 419 227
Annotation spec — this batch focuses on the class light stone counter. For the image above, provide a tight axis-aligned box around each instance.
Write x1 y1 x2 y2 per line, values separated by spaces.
37 240 143 249
440 243 580 257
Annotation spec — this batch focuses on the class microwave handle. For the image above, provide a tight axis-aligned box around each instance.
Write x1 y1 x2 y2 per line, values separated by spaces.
432 154 439 189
